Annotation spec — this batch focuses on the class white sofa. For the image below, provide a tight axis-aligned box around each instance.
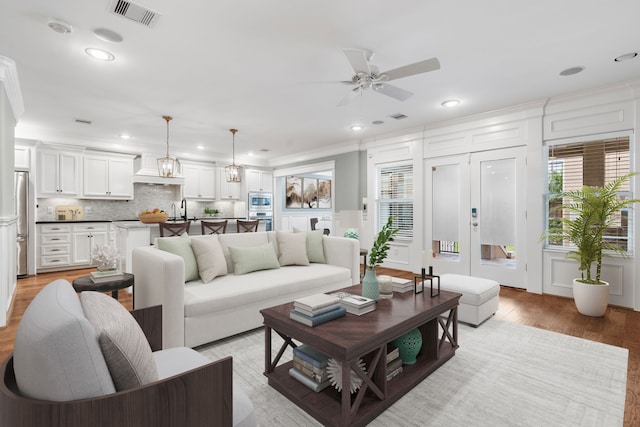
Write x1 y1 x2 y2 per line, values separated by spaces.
133 231 360 348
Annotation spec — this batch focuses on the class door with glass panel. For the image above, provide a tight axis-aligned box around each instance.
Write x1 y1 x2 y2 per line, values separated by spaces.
427 147 526 287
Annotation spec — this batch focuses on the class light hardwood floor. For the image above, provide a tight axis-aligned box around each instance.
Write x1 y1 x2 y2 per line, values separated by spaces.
1 267 638 426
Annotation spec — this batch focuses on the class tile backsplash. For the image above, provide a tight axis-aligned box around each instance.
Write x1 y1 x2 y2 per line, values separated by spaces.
37 184 245 221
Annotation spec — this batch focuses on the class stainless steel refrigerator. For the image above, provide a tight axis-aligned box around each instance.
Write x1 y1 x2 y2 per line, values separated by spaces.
15 171 28 278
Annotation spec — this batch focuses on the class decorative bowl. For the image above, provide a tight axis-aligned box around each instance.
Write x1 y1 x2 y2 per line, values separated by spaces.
138 212 168 223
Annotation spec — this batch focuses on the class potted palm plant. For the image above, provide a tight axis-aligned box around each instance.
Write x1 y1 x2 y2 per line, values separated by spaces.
545 173 638 316
362 216 399 300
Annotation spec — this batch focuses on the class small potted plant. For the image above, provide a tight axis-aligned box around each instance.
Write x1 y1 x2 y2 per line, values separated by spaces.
362 216 399 300
204 207 220 217
543 173 638 316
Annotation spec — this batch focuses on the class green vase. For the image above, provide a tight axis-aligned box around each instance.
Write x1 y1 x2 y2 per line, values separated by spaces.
361 268 379 301
391 328 423 364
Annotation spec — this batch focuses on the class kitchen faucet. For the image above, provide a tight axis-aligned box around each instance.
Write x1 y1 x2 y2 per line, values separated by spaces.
171 202 177 220
181 199 187 221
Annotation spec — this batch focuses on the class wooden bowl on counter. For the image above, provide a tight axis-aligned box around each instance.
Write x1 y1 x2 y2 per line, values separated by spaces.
138 212 168 223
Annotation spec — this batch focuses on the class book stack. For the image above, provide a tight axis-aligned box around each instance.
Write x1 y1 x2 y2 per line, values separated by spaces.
290 294 346 327
386 345 403 381
90 269 124 283
289 344 331 392
391 277 413 293
333 292 376 315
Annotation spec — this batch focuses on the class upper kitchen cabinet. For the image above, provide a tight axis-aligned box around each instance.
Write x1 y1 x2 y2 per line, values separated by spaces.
37 148 81 197
83 152 134 199
246 169 273 192
182 161 216 200
14 145 31 170
218 167 241 200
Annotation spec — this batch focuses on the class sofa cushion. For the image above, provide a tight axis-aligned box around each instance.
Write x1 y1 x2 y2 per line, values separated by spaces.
229 243 281 275
80 291 158 391
191 235 228 282
157 233 199 282
183 264 351 318
13 279 116 401
276 231 310 266
218 232 272 273
293 228 326 263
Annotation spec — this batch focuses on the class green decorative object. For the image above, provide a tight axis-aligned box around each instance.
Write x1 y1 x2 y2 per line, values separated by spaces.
344 228 359 239
391 328 422 365
361 267 379 301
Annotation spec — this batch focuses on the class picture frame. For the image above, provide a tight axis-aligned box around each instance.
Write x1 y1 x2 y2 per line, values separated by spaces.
286 176 303 208
303 178 318 208
318 179 331 208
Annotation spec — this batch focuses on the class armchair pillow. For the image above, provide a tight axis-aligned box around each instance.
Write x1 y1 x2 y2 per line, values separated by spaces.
80 291 159 391
293 228 326 263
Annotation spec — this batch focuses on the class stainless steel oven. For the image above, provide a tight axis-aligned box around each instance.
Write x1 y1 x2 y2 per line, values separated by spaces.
248 192 272 212
248 211 273 231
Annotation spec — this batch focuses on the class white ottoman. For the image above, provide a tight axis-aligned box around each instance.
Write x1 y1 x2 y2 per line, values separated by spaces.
439 274 500 326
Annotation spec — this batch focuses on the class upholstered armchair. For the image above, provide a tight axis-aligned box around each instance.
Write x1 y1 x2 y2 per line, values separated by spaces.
0 279 257 427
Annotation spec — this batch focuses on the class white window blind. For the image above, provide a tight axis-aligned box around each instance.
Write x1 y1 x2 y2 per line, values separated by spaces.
377 163 413 239
546 136 632 251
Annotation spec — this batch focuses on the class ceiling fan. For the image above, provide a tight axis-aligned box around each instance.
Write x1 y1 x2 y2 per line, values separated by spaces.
337 48 440 106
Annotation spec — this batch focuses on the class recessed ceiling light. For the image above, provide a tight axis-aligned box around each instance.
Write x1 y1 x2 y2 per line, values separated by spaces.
559 66 585 76
119 134 131 140
441 99 460 108
372 120 384 125
85 48 115 61
351 124 363 131
47 18 73 34
614 52 638 62
196 145 204 150
93 28 123 43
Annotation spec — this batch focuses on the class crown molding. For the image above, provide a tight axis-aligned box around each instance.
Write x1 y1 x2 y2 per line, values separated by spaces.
0 56 24 120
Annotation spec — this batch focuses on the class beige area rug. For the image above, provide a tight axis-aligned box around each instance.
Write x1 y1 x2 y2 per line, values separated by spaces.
198 318 628 426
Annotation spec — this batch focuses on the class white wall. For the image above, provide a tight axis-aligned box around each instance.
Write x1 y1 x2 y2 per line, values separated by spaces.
0 56 24 326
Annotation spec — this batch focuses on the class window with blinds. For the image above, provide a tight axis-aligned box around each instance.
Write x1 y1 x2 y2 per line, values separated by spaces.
545 136 632 251
377 163 413 239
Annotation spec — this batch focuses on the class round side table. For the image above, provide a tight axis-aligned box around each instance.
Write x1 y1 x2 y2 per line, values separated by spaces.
72 273 134 301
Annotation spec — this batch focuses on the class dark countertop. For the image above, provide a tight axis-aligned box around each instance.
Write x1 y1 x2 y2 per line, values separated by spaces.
36 217 247 224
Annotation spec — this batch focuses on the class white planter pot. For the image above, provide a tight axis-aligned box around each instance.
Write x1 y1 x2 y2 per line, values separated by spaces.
572 279 610 317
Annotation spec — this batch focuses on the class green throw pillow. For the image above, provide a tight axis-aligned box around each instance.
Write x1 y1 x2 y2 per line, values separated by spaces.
157 233 199 282
293 228 326 263
228 243 280 275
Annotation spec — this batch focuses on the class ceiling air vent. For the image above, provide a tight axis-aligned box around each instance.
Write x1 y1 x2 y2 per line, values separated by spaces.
388 113 408 120
109 0 161 28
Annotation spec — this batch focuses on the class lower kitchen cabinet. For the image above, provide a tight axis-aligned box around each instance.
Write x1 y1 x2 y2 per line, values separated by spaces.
37 222 111 272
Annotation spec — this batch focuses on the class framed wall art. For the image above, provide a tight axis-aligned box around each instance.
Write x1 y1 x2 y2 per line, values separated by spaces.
286 175 303 208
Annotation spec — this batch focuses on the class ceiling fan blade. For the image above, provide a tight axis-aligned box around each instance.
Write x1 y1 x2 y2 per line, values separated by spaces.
343 48 372 74
374 83 413 101
337 88 360 107
381 57 440 81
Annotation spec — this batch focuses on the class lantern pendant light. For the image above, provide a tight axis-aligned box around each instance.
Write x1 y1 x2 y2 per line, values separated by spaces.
157 115 178 178
225 128 243 182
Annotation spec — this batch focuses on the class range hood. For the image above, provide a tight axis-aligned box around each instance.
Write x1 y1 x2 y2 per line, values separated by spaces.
133 153 184 185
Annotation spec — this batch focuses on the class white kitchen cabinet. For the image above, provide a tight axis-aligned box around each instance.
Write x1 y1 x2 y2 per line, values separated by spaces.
83 153 134 199
115 223 150 273
182 161 216 200
15 145 31 170
246 169 273 192
37 223 72 270
71 223 109 265
37 149 81 197
218 167 242 200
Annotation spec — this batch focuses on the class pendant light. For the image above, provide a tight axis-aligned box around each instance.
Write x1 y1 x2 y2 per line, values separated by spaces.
157 115 178 178
225 128 243 182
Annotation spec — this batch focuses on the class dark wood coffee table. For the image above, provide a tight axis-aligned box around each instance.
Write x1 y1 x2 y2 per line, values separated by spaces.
261 285 461 427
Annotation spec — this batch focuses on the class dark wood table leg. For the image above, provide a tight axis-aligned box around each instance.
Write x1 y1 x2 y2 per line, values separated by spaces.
264 326 272 375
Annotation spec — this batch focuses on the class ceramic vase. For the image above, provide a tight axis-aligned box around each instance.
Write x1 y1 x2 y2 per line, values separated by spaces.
361 268 379 301
572 279 610 317
391 328 422 364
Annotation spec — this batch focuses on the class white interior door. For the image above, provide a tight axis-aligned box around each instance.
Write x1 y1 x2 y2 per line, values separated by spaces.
426 147 526 287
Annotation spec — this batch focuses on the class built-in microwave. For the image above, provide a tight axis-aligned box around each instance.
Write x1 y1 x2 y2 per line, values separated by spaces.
248 192 272 211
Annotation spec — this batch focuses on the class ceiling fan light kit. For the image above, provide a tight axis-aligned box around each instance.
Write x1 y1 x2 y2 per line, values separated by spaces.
157 115 178 178
337 48 440 106
225 128 243 182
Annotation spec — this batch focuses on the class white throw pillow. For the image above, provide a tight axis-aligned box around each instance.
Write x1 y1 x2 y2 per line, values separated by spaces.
276 231 310 266
190 235 228 283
